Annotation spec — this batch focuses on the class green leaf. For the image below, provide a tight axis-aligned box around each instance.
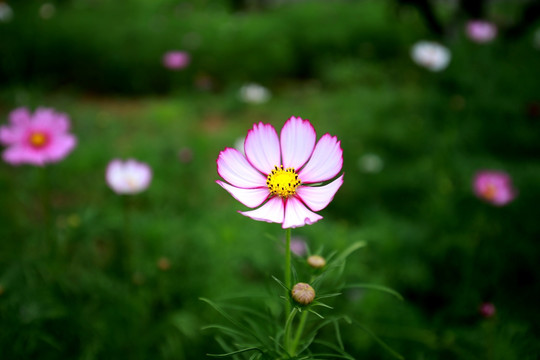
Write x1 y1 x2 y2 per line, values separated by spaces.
207 346 264 357
333 320 344 350
344 283 404 301
200 298 245 329
202 325 245 338
271 275 289 291
352 320 405 360
312 339 355 359
308 309 324 319
315 292 342 300
333 241 367 264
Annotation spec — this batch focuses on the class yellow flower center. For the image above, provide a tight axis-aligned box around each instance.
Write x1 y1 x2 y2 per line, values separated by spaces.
29 132 47 148
266 165 301 198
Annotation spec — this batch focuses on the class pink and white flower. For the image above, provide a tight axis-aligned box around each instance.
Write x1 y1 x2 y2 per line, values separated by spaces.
411 41 451 72
0 107 77 166
466 20 497 43
216 116 344 229
162 50 190 70
479 302 496 318
106 159 152 195
290 237 308 257
473 170 516 206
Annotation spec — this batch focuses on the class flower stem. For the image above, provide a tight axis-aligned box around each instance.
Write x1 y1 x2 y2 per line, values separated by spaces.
290 310 309 355
121 195 132 275
41 166 54 256
285 228 292 314
283 306 297 354
284 227 292 354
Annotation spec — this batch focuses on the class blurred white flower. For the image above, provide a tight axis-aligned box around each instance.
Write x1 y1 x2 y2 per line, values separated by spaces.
466 20 497 43
106 159 152 195
0 3 13 22
534 28 540 50
358 153 384 173
411 41 451 72
39 3 55 19
239 83 271 104
234 136 245 155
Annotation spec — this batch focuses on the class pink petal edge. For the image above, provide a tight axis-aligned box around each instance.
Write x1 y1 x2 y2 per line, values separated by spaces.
280 116 316 170
217 147 267 188
217 180 269 208
298 133 343 183
239 196 284 224
283 196 323 229
296 174 344 212
244 122 281 174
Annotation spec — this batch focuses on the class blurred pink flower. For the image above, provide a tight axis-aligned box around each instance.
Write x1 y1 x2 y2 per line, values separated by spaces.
411 41 451 72
479 302 496 318
162 50 190 70
217 116 343 229
466 20 497 43
0 107 76 166
178 147 193 163
290 237 307 256
106 159 152 195
473 170 516 206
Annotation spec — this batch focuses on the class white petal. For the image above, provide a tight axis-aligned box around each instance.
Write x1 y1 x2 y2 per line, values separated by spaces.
217 180 269 208
296 174 344 211
280 116 317 170
217 147 267 188
282 196 322 229
298 134 343 183
240 196 284 224
244 122 281 174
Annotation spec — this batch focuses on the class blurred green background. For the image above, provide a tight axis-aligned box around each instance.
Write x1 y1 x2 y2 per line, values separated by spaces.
1 0 539 359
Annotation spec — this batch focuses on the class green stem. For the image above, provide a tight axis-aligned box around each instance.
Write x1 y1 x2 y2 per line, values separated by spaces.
285 228 292 314
121 195 132 275
290 310 309 355
284 227 292 354
283 307 297 355
41 165 54 256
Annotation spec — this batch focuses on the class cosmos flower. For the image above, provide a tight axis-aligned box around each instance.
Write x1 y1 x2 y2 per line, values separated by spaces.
216 116 343 229
473 170 516 206
0 2 13 22
0 107 77 166
290 237 307 256
479 302 496 318
239 83 271 104
411 41 451 72
358 153 384 173
533 28 540 50
106 159 152 195
466 20 497 43
39 3 55 19
162 50 190 70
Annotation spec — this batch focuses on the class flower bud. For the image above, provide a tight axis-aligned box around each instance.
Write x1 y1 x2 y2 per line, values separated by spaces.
307 255 326 269
291 282 315 305
157 257 171 271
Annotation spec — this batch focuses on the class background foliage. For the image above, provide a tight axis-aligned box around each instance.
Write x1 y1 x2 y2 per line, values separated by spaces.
1 0 539 359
